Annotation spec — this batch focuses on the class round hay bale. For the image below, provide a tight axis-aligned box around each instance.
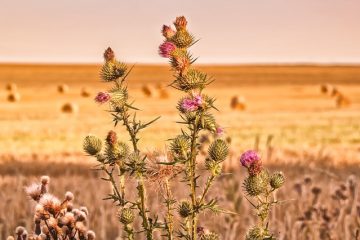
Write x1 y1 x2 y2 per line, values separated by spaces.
81 87 91 97
141 84 152 97
331 87 339 97
7 92 21 102
230 96 246 111
5 83 17 92
320 84 330 94
61 102 79 114
57 84 69 94
335 94 351 108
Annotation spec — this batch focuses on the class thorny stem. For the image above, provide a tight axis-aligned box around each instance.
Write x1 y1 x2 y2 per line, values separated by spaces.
199 175 216 205
124 224 134 240
189 122 200 240
103 165 124 205
164 179 174 240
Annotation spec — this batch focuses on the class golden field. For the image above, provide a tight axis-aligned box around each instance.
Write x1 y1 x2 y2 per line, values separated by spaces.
0 64 360 239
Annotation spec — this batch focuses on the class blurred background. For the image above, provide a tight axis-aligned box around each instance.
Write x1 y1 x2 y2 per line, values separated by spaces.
1 0 359 239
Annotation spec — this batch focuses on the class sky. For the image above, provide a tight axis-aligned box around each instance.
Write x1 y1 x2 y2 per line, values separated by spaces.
1 0 360 64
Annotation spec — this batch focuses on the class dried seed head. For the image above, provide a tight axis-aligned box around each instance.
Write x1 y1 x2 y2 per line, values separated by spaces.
87 230 96 240
67 202 74 212
178 200 192 218
79 206 89 216
106 130 117 146
75 221 87 234
162 25 176 39
40 176 50 185
270 172 285 189
39 193 61 214
15 226 25 236
119 208 135 225
208 139 229 162
174 16 188 30
65 191 74 201
83 135 103 156
246 226 266 240
7 237 15 240
103 47 115 62
24 183 42 201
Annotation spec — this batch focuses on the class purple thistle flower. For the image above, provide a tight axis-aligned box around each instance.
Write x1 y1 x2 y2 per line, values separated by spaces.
159 41 176 58
215 126 224 136
94 92 111 104
240 150 260 168
181 94 203 112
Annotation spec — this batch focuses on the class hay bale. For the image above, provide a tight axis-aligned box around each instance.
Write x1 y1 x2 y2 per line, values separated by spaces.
5 83 17 92
156 84 169 99
81 87 91 97
7 92 21 102
331 87 339 97
335 94 351 108
320 84 331 94
141 84 152 97
230 96 246 111
61 103 79 114
57 84 69 94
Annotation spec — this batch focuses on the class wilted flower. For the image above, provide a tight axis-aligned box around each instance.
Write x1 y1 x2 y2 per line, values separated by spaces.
25 183 42 201
106 130 117 146
215 126 224 136
240 150 260 168
39 193 61 213
159 41 176 58
174 16 188 30
103 47 115 62
162 25 175 39
94 92 111 104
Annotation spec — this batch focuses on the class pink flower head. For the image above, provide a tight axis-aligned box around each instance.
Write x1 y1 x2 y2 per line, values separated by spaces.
162 25 175 39
94 92 110 104
215 126 224 136
240 150 260 168
181 94 203 112
159 41 176 58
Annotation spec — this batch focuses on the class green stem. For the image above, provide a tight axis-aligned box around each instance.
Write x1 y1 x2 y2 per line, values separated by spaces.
137 177 152 240
199 175 216 205
124 224 134 240
189 122 200 240
164 179 174 240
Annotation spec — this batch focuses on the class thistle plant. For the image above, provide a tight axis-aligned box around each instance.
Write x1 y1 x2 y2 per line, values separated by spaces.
240 150 285 240
159 16 228 240
7 176 95 240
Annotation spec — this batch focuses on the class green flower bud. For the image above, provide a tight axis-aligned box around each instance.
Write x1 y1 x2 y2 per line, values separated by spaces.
171 29 194 48
109 88 128 109
178 200 192 218
201 113 216 132
175 69 209 91
243 173 268 196
170 135 190 156
270 171 285 189
208 139 229 162
245 226 265 240
83 135 102 155
119 208 135 225
100 60 127 82
200 232 219 240
205 158 222 176
105 141 129 162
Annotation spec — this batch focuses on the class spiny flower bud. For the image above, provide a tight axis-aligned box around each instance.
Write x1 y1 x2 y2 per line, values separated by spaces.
109 88 128 109
159 41 176 58
200 232 220 240
205 158 222 176
106 130 117 146
105 141 129 162
201 113 216 132
103 47 115 62
245 226 266 240
178 200 192 218
174 16 188 30
270 171 285 189
171 29 194 48
208 139 229 162
170 135 190 156
162 25 176 39
100 60 127 82
175 69 208 91
243 173 268 196
83 135 102 155
119 208 135 225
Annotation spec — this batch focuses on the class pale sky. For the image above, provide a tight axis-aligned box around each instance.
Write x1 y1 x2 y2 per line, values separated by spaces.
1 0 360 64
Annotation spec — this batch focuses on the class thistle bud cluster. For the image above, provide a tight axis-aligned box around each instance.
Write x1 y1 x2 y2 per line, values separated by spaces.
240 150 285 240
8 176 95 240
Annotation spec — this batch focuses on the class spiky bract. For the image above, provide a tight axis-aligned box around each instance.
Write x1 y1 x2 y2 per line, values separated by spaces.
200 232 219 240
178 200 192 218
243 172 268 196
119 208 135 225
171 30 194 48
174 69 209 91
170 135 190 156
100 60 127 82
208 139 229 162
83 135 102 155
270 171 285 189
